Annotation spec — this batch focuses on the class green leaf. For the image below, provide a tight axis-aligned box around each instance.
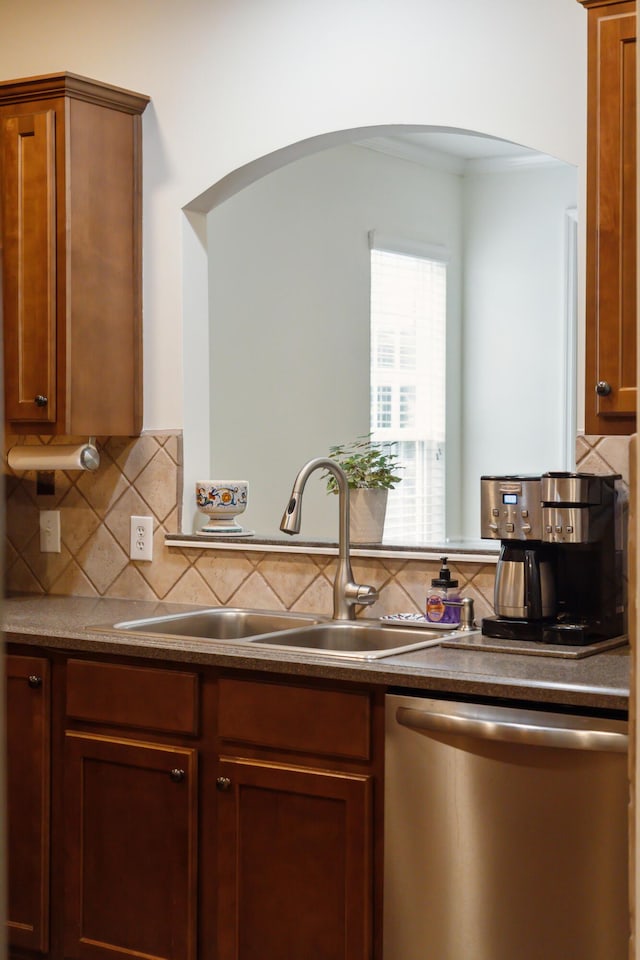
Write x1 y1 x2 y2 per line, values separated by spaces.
323 433 404 492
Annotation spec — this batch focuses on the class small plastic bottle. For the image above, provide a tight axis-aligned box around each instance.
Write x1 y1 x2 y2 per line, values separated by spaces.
426 557 461 625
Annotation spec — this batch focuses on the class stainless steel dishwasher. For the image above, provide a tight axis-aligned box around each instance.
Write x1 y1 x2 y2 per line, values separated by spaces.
384 693 629 960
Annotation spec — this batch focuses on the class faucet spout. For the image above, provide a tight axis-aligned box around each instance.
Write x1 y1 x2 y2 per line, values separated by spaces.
280 457 379 620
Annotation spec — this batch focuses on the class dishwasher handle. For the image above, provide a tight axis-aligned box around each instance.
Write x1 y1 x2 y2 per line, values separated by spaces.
396 705 628 753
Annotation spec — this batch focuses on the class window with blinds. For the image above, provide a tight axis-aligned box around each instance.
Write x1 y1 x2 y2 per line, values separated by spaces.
370 247 446 543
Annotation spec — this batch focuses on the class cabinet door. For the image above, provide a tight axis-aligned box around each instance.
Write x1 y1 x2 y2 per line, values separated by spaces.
1 106 58 424
0 74 148 437
583 0 636 432
216 757 372 960
5 654 50 953
64 732 198 960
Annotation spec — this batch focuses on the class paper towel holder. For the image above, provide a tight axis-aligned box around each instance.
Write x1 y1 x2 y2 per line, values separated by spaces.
7 438 101 473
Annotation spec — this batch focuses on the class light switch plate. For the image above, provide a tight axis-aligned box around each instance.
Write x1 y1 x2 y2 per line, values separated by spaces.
39 510 61 553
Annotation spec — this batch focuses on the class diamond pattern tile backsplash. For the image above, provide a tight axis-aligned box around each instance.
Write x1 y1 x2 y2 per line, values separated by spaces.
4 433 632 623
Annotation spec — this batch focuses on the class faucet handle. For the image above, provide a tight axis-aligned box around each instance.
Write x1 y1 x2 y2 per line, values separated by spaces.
344 582 379 607
356 584 378 606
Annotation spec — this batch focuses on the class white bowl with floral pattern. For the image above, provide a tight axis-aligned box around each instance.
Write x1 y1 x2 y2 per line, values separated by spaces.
195 481 251 535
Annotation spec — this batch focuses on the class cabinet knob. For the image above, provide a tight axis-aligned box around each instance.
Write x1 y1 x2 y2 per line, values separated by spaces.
216 776 232 792
34 395 48 407
595 381 612 396
169 768 186 783
27 675 42 689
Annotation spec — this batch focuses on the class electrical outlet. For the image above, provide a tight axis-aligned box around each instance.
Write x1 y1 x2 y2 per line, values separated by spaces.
40 510 61 553
130 516 153 561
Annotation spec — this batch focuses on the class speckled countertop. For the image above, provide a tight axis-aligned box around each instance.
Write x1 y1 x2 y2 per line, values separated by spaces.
3 594 630 712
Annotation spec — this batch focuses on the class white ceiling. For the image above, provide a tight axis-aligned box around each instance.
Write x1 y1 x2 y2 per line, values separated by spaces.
357 130 561 174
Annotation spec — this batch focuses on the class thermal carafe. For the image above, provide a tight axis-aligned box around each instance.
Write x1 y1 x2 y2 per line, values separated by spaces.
493 542 555 620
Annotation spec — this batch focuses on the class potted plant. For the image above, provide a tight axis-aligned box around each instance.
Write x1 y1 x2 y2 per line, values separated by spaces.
325 434 403 543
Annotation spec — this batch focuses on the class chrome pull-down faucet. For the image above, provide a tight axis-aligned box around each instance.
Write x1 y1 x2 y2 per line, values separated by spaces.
280 457 379 620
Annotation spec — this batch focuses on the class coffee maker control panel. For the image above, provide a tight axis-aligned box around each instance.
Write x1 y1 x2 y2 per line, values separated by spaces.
480 476 543 540
542 507 592 544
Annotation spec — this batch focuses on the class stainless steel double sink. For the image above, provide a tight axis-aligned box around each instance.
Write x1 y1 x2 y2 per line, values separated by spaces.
98 607 475 660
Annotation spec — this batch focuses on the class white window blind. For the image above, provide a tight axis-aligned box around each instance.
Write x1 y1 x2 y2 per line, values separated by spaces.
370 246 446 543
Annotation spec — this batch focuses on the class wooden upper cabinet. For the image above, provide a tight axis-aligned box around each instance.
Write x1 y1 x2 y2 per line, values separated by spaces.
0 73 149 436
579 0 636 434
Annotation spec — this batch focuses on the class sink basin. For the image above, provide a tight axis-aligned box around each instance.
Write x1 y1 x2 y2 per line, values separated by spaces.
247 621 474 659
107 608 323 641
94 608 476 659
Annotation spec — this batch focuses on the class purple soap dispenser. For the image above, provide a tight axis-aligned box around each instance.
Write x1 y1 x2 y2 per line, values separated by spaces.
426 557 461 625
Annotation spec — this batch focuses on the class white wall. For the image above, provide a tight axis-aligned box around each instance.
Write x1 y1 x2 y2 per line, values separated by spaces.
206 144 576 541
1 0 586 434
460 162 578 537
206 143 462 538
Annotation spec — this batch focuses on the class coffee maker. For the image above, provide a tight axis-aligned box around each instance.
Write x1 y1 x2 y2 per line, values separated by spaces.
480 472 624 644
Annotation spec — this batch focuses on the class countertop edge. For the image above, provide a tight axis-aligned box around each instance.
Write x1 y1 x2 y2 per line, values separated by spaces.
3 593 629 713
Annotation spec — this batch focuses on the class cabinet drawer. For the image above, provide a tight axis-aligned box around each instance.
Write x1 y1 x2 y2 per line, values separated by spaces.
66 659 199 736
218 677 371 760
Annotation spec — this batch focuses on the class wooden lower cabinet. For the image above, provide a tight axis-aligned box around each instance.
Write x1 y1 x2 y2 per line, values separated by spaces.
215 675 381 960
63 732 198 960
5 651 381 960
5 654 51 954
216 758 373 960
